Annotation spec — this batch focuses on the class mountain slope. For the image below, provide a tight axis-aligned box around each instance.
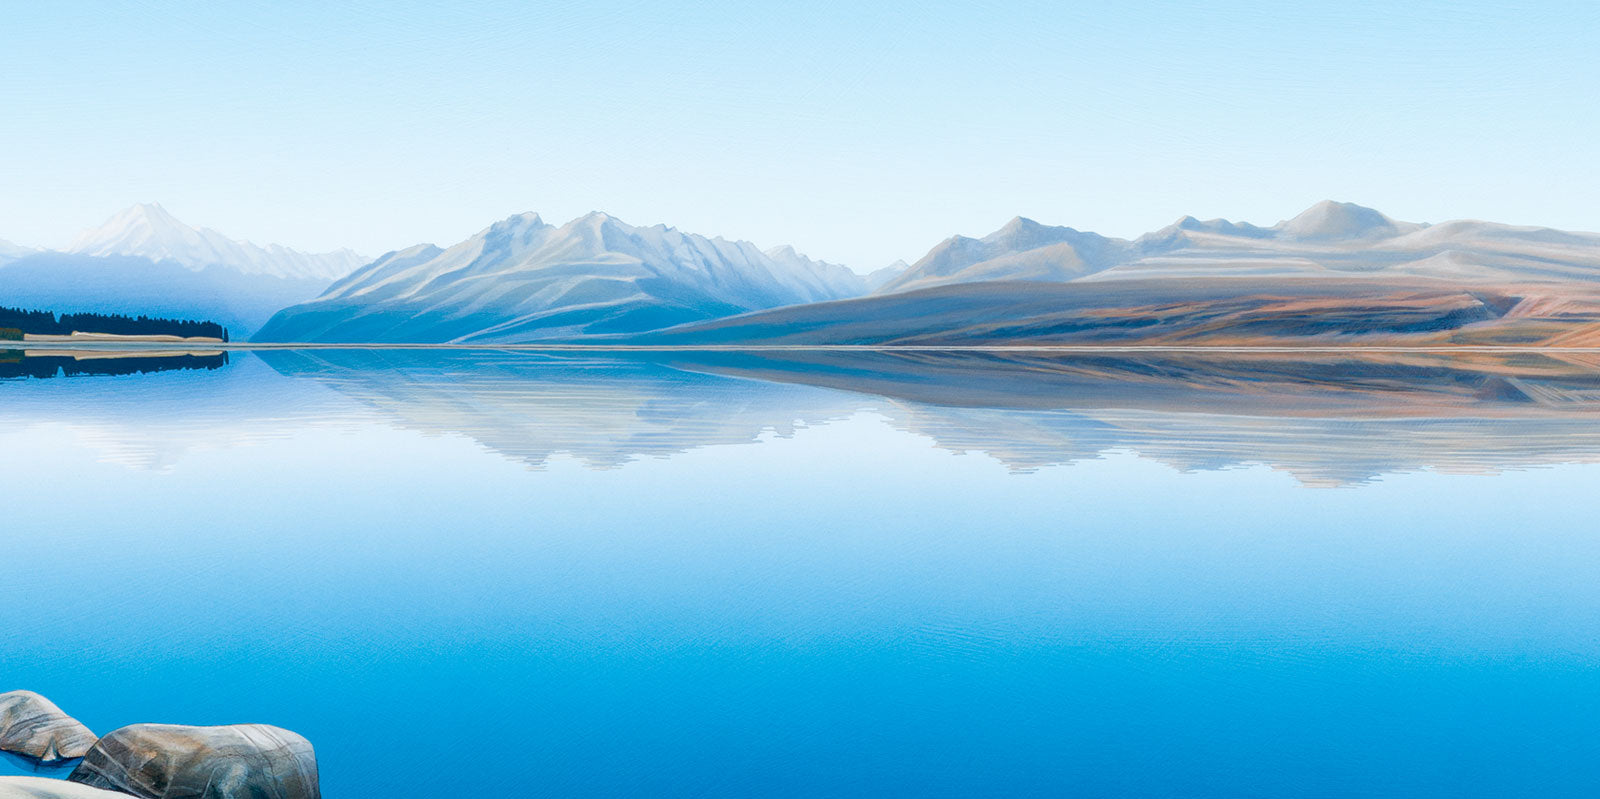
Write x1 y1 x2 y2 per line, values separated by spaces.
255 212 870 343
638 278 1600 348
68 203 365 281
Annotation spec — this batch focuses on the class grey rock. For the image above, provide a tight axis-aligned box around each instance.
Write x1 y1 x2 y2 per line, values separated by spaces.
0 776 131 798
0 692 97 764
68 724 318 799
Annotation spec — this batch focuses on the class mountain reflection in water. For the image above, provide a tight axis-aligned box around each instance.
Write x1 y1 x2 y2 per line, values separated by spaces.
247 347 1600 486
6 346 1600 486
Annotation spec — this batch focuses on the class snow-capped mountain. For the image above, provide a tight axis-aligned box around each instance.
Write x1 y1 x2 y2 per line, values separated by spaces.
67 203 366 281
0 203 371 335
882 201 1600 292
1272 199 1421 241
255 212 870 343
761 244 868 299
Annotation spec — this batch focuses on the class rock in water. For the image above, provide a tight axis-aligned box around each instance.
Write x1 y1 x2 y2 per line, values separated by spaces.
0 692 97 764
68 724 318 799
0 776 132 798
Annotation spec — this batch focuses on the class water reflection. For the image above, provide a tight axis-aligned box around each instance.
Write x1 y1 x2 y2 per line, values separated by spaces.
9 347 1600 485
0 348 229 379
659 349 1600 485
256 349 861 469
0 351 351 470
261 348 1600 486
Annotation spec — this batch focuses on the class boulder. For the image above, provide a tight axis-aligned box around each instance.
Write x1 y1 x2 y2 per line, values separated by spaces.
0 776 131 799
68 724 318 799
0 693 97 764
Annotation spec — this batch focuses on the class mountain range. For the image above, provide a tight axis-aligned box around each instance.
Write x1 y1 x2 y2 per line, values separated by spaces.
254 211 869 343
0 204 365 336
28 346 1600 485
879 200 1600 293
8 200 1600 346
66 203 364 281
260 200 1600 346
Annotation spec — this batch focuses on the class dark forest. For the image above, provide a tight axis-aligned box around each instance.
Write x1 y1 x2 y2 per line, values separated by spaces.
0 306 228 341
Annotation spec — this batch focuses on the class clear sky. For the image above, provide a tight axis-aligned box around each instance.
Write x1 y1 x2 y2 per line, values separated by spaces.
2 1 1596 270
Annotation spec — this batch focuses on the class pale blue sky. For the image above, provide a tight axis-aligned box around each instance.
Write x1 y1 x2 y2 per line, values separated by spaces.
2 1 1596 269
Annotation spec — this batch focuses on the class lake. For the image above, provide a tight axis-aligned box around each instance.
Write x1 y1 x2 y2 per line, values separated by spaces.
4 347 1600 797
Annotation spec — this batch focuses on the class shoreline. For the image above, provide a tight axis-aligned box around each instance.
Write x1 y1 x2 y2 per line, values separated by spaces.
9 341 1600 354
20 333 226 344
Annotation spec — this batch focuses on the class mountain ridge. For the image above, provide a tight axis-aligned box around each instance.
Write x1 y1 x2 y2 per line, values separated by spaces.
255 211 870 343
67 203 366 281
882 200 1600 293
12 199 1600 345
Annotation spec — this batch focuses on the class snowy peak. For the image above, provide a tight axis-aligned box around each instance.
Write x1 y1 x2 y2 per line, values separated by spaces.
763 244 804 260
879 215 1126 294
1275 200 1415 241
67 202 184 254
990 215 1044 238
66 203 367 281
474 212 553 257
494 211 547 230
983 216 1095 251
256 210 872 343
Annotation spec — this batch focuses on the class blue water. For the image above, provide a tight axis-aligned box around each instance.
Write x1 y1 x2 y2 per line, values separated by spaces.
3 350 1600 797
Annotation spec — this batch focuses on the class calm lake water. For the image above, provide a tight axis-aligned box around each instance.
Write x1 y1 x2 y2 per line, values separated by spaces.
4 348 1600 797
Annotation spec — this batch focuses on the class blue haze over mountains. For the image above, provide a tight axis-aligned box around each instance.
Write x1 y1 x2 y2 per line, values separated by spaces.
0 204 363 337
8 200 1600 344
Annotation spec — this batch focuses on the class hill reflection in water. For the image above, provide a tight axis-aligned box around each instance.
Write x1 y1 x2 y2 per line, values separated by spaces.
0 348 229 379
250 347 1600 486
257 349 862 470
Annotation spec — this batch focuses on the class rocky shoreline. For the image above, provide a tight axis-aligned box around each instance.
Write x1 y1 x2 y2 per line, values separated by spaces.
0 692 317 799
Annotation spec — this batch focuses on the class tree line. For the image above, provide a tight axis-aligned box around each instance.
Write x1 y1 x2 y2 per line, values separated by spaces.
0 305 228 341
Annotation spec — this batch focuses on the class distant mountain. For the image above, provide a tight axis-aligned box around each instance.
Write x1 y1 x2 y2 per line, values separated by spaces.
0 204 368 336
632 198 1600 347
864 260 909 291
68 203 365 281
878 217 1126 294
21 198 1583 346
252 200 1600 345
0 254 329 337
0 238 38 263
882 201 1600 292
255 212 869 343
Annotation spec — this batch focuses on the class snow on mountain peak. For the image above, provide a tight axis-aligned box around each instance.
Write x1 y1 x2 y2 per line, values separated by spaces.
256 210 870 343
66 203 367 281
1276 200 1411 241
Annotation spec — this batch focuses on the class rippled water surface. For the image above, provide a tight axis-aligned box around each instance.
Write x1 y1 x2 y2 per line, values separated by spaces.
4 348 1600 797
